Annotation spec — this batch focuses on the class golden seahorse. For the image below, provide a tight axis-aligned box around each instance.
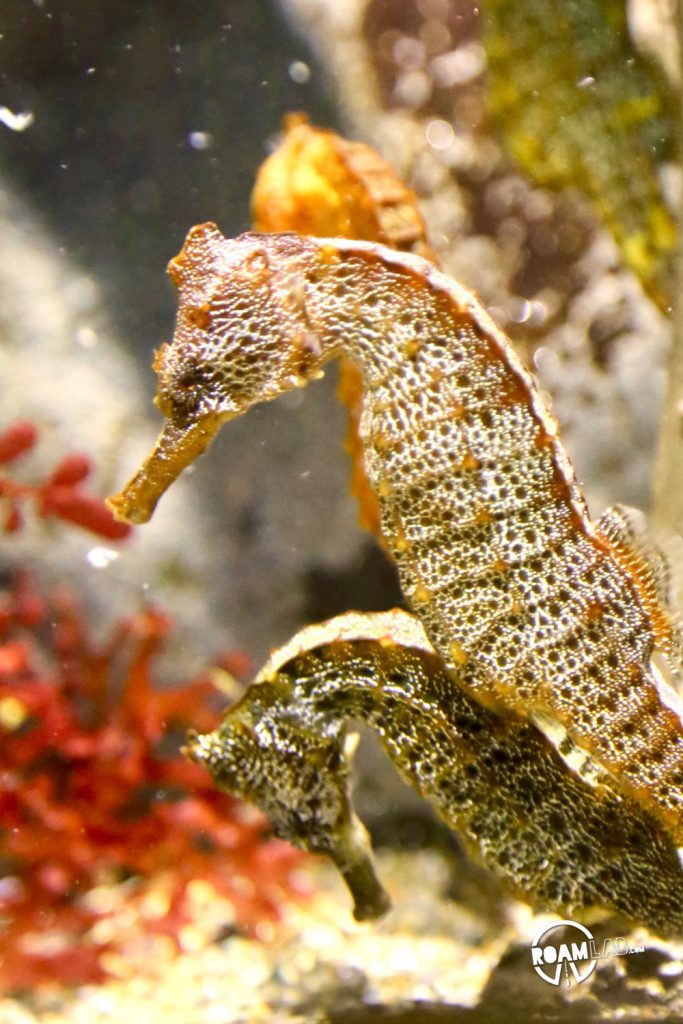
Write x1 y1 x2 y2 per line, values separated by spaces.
484 0 679 312
252 113 438 539
106 126 683 932
108 223 683 837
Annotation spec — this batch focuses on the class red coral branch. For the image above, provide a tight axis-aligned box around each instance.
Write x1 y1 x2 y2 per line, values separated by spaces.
0 421 132 541
0 421 38 465
0 573 307 993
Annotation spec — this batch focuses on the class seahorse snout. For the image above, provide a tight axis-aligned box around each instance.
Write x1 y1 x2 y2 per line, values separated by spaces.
106 412 225 524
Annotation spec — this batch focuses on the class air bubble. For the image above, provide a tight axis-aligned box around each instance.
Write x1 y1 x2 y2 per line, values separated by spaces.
288 61 311 84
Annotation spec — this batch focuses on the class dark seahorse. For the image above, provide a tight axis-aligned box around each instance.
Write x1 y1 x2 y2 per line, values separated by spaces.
108 225 683 849
184 609 683 935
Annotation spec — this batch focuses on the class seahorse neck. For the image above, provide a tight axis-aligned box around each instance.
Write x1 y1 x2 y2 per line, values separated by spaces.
304 239 451 385
299 236 593 533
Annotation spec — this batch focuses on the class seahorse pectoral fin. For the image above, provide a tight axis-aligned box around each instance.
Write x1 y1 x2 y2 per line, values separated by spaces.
106 411 226 524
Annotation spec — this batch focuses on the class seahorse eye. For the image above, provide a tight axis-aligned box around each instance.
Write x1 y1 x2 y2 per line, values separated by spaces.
164 350 231 421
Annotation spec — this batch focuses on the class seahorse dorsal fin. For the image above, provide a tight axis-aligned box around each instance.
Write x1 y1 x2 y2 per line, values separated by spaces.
596 503 683 664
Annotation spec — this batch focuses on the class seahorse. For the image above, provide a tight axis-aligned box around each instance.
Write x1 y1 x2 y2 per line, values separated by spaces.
251 112 438 538
186 609 683 935
484 0 678 312
107 224 683 846
252 113 436 264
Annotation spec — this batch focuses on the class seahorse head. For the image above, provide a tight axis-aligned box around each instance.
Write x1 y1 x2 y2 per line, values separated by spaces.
185 674 391 921
107 224 325 524
184 680 352 851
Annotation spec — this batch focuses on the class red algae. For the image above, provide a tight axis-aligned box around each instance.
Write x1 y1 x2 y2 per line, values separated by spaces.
0 426 307 992
0 420 131 539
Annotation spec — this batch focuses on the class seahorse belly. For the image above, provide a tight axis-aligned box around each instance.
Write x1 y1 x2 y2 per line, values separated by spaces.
343 247 683 834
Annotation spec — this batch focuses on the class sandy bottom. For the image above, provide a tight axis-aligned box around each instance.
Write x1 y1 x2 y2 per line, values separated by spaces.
2 850 682 1024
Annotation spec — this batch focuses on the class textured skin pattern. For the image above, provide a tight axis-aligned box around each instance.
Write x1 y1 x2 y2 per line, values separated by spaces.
187 610 683 934
108 226 683 852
